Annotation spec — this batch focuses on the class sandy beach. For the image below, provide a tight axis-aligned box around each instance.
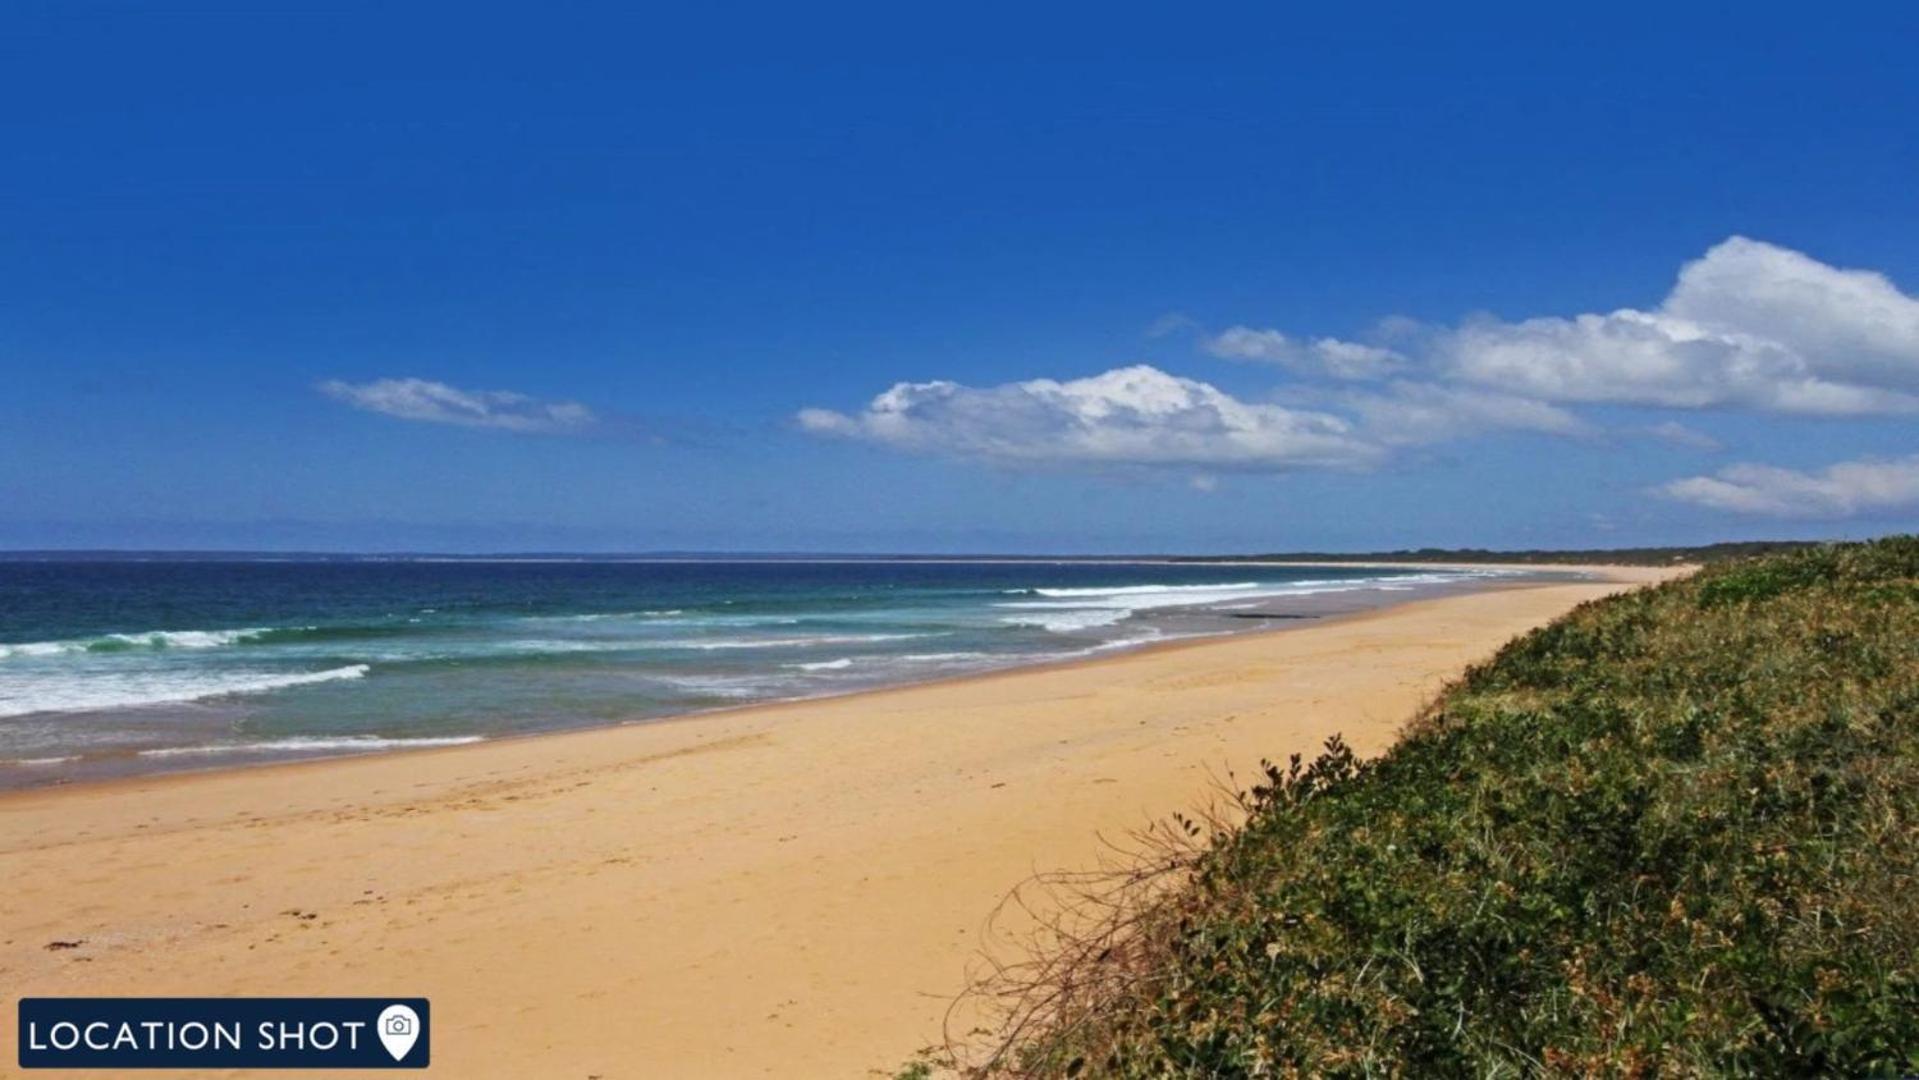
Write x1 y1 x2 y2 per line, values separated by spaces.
0 569 1676 1077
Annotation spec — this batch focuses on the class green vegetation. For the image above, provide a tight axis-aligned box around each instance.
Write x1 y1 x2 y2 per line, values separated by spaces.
970 538 1918 1077
1175 540 1817 567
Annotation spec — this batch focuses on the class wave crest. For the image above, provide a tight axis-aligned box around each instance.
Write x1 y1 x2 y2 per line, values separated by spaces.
137 733 481 758
0 627 285 659
0 664 371 718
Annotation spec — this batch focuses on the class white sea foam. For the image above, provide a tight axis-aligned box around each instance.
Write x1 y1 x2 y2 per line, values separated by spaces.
668 633 932 651
470 635 907 657
4 755 79 767
0 641 72 659
498 639 650 654
523 611 803 630
118 629 265 649
996 574 1479 634
138 734 483 758
0 664 371 719
532 609 685 622
1013 582 1260 598
0 627 276 660
996 607 1133 632
650 674 787 699
787 657 855 671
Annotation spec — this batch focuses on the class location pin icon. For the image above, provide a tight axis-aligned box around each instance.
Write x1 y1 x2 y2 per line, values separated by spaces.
376 1004 421 1062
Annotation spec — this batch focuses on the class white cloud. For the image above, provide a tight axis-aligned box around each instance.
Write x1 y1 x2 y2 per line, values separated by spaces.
1644 420 1722 451
1438 237 1919 415
798 364 1383 471
1658 454 1919 518
319 377 596 434
1206 326 1406 380
1665 237 1919 390
1145 312 1198 338
804 238 1919 484
1345 382 1593 445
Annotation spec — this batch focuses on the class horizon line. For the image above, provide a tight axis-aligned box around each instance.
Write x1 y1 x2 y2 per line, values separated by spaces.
0 540 1822 563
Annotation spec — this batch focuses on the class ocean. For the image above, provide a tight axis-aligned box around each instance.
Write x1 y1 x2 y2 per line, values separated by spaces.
0 557 1557 786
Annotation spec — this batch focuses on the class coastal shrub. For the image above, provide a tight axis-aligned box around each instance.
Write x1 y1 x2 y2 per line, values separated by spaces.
955 537 1919 1077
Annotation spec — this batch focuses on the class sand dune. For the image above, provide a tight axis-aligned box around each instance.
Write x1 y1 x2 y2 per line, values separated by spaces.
0 569 1674 1077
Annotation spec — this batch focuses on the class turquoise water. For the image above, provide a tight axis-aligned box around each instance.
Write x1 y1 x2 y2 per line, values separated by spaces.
0 558 1535 784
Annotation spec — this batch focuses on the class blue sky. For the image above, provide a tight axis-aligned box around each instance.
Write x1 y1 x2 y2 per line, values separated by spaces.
3 5 1917 553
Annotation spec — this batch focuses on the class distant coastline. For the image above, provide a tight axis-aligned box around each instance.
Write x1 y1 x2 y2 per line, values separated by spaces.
1172 540 1816 567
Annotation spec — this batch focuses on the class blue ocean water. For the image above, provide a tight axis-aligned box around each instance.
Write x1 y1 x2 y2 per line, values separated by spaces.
0 558 1534 784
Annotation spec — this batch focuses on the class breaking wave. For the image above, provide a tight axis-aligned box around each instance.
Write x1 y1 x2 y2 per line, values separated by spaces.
0 664 371 719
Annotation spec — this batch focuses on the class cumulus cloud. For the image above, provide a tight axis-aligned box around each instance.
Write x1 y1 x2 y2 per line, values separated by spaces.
1206 326 1407 380
798 364 1383 471
319 377 596 434
1438 237 1919 415
803 238 1919 482
1658 455 1919 518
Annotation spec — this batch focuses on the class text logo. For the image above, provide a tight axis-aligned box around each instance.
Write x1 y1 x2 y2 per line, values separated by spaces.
18 998 429 1069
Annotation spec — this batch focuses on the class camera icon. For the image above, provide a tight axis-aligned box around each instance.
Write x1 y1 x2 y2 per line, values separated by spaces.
375 1002 423 1062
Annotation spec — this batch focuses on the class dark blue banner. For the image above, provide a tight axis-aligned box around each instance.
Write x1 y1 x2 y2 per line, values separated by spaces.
18 998 429 1069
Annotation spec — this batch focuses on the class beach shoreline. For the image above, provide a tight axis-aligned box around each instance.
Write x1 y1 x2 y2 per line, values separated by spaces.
0 565 1681 1077
0 563 1587 793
